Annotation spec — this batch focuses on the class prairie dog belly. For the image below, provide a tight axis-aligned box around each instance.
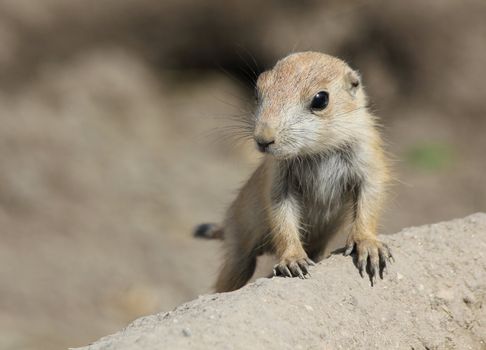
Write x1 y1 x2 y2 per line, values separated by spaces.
301 194 354 259
288 152 359 258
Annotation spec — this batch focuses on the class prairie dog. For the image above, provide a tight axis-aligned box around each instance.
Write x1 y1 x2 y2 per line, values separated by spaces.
196 52 392 292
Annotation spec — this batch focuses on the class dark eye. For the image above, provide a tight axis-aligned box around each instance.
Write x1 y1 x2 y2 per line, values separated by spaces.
310 91 329 111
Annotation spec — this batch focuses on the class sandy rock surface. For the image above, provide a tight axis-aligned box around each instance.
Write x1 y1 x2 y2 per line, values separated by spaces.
78 213 486 350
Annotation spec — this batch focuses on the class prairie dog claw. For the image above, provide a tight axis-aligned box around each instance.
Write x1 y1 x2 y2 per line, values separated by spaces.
345 238 393 285
273 257 315 278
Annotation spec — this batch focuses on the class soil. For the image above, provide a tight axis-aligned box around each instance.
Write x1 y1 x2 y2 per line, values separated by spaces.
78 213 486 350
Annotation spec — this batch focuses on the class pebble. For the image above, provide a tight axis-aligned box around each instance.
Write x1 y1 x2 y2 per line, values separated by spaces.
304 304 314 311
182 328 191 337
436 289 454 301
463 294 476 305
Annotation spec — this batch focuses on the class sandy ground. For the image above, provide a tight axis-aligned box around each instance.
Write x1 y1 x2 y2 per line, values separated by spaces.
78 213 486 350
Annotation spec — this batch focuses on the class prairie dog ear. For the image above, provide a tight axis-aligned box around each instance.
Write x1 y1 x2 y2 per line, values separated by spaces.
345 69 361 97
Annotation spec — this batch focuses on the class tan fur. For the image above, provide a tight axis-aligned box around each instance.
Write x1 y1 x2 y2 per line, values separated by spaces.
209 52 392 293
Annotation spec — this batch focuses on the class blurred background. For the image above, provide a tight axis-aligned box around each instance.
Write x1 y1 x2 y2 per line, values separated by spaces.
0 0 485 349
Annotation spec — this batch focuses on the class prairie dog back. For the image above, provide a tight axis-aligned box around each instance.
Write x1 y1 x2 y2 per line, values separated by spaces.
195 52 392 292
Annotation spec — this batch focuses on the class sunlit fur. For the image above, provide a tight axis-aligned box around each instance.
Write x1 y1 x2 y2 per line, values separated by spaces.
211 52 390 293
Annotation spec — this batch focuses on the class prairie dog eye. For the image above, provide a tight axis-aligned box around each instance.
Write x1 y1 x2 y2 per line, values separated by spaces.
310 91 329 111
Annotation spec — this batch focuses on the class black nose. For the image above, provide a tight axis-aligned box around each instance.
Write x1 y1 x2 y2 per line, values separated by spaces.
256 139 275 152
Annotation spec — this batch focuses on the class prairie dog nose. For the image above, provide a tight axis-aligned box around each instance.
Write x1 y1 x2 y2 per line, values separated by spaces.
254 121 276 152
255 137 275 153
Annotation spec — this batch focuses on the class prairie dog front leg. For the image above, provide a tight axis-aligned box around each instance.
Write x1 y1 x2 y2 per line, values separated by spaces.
344 175 392 282
269 184 314 278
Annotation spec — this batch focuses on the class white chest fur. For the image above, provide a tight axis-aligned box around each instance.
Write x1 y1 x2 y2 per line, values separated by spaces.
285 148 362 224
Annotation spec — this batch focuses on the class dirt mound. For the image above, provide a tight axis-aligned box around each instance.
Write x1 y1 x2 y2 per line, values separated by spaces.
78 213 486 350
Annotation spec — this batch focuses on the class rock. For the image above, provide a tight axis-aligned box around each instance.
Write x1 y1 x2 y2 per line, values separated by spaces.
181 328 191 337
76 213 486 350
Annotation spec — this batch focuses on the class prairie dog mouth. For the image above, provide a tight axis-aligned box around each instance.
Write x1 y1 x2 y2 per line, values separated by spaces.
255 138 275 153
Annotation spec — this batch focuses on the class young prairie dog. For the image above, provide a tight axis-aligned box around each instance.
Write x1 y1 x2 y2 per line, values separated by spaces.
195 52 392 292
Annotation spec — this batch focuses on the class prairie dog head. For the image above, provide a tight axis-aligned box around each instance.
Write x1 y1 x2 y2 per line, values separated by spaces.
253 52 369 159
